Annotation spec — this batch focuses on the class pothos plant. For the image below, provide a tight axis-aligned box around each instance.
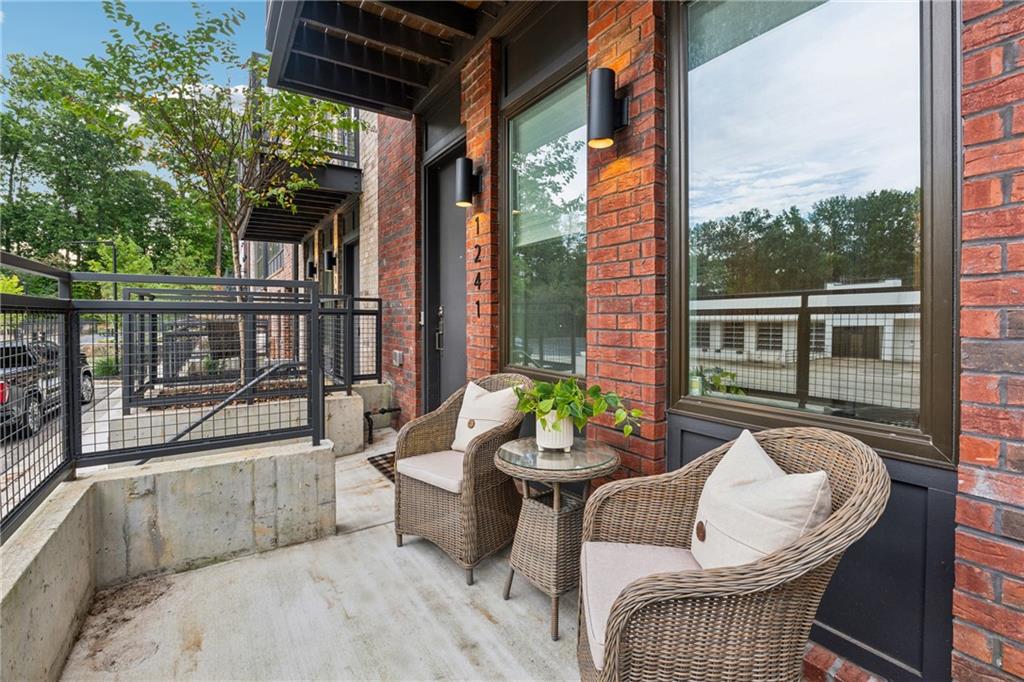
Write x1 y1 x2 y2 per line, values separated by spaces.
513 378 643 437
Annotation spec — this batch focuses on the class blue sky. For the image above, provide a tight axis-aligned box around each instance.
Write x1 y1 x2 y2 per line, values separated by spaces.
688 1 921 224
2 0 267 83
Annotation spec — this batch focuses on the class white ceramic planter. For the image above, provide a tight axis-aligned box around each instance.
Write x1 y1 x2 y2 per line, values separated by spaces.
536 413 574 451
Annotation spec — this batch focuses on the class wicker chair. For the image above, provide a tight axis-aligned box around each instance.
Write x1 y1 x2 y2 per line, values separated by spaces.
577 427 890 681
395 373 532 585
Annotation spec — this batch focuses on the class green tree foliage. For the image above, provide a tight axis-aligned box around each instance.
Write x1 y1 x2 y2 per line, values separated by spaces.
509 133 587 367
0 273 24 295
90 0 359 278
0 53 225 280
690 189 920 297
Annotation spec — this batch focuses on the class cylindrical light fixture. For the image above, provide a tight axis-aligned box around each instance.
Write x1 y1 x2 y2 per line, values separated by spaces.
306 260 317 279
588 67 629 149
322 250 337 271
454 157 481 208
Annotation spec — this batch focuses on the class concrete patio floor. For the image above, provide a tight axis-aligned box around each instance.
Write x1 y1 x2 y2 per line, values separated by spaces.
60 430 579 681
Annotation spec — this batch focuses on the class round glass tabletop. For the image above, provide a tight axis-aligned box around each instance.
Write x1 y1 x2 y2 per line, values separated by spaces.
497 437 618 473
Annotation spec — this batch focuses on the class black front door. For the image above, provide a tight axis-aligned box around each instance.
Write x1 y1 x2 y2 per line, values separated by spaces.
425 147 468 409
343 239 359 296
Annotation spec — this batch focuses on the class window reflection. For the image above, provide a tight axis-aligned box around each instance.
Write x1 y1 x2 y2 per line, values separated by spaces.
509 75 587 375
686 1 922 428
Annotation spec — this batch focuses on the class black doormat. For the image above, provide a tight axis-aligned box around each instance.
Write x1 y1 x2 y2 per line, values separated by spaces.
367 452 395 483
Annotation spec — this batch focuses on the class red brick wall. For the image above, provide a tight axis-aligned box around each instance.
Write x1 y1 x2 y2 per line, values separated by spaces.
378 114 422 426
585 0 669 478
954 2 1024 680
461 39 502 379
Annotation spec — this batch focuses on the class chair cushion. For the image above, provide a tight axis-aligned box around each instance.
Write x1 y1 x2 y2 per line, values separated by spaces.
395 450 465 494
691 429 832 570
450 381 520 452
581 541 701 670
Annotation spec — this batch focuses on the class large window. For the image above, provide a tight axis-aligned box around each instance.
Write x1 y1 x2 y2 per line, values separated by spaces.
507 75 587 376
681 1 941 442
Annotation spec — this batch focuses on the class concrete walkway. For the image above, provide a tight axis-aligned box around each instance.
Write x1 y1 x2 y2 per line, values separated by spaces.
60 438 579 681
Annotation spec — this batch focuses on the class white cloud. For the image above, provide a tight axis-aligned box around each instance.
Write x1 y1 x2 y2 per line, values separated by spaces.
687 1 921 224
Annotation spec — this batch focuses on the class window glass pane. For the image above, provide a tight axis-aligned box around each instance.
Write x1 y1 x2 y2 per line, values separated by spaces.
686 1 921 429
508 75 587 375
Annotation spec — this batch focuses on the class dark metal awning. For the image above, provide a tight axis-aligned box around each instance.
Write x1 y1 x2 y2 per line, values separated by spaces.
240 163 362 243
266 1 516 119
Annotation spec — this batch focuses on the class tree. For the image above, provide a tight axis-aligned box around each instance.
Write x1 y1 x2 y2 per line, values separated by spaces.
90 0 359 278
690 189 920 296
1 52 226 278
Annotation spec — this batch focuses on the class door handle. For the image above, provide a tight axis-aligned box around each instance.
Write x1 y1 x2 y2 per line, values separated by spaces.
435 304 445 351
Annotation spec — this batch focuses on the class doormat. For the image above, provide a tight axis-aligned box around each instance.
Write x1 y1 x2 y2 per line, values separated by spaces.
367 452 395 483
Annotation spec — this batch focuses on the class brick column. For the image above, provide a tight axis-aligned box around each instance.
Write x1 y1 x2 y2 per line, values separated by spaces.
954 2 1024 679
586 0 668 478
461 39 502 380
378 114 422 425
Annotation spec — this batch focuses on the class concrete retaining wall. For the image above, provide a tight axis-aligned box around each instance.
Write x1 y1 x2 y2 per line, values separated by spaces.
0 439 336 681
325 393 364 456
90 439 336 587
1 480 94 682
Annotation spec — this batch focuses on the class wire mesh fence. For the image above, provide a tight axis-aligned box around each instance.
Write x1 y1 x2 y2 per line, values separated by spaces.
0 253 382 536
688 287 921 428
321 296 382 392
0 306 68 521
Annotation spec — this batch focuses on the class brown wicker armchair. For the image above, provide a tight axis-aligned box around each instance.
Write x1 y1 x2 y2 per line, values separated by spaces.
577 427 890 681
395 373 532 585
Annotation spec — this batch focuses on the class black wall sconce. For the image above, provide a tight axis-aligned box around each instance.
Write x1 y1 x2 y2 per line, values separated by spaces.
322 250 337 271
454 157 482 208
587 67 629 149
306 260 317 279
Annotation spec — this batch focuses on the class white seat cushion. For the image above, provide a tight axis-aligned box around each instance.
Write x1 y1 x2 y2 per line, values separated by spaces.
581 541 701 670
450 381 520 452
395 450 465 494
691 429 833 570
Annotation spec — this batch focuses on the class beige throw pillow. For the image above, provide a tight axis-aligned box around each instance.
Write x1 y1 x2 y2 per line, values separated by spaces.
450 382 520 452
690 429 832 569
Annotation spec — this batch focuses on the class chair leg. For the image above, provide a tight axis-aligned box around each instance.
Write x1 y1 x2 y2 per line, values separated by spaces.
466 568 474 586
503 567 514 600
396 533 403 547
551 595 560 641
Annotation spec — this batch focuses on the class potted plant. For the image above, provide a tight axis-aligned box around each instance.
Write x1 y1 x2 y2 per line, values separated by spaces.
513 377 643 451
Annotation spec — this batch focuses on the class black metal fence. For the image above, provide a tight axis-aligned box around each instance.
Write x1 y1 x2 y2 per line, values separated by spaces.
689 285 921 428
0 252 382 539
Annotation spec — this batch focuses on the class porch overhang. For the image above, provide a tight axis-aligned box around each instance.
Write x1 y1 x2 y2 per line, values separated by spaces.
265 1 524 119
240 163 361 243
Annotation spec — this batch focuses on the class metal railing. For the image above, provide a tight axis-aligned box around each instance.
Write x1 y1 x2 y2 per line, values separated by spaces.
688 285 921 428
0 252 381 539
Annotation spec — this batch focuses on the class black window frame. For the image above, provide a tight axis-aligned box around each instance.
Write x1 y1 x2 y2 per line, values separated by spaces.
498 42 588 383
666 0 958 468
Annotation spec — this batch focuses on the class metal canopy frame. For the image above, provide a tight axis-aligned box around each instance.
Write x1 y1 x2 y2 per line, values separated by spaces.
267 1 525 119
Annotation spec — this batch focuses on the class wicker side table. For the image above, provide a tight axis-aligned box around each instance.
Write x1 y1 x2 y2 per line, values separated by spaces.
495 437 619 640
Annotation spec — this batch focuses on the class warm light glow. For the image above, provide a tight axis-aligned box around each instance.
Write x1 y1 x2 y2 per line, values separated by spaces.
588 137 614 149
456 200 473 208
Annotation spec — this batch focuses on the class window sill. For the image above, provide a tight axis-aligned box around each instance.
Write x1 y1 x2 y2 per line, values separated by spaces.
669 395 954 470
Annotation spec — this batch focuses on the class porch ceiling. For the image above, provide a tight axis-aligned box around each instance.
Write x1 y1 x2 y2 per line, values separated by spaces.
266 1 515 119
240 164 361 243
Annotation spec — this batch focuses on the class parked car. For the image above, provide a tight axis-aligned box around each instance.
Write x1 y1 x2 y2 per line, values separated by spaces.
0 341 93 436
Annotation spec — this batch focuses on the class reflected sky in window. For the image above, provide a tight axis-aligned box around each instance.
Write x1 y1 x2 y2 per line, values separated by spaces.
687 1 920 225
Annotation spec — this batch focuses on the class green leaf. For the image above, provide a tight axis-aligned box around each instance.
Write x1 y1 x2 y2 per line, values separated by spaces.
623 425 633 438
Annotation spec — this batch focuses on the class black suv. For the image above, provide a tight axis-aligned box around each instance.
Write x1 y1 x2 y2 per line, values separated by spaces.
0 341 93 436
